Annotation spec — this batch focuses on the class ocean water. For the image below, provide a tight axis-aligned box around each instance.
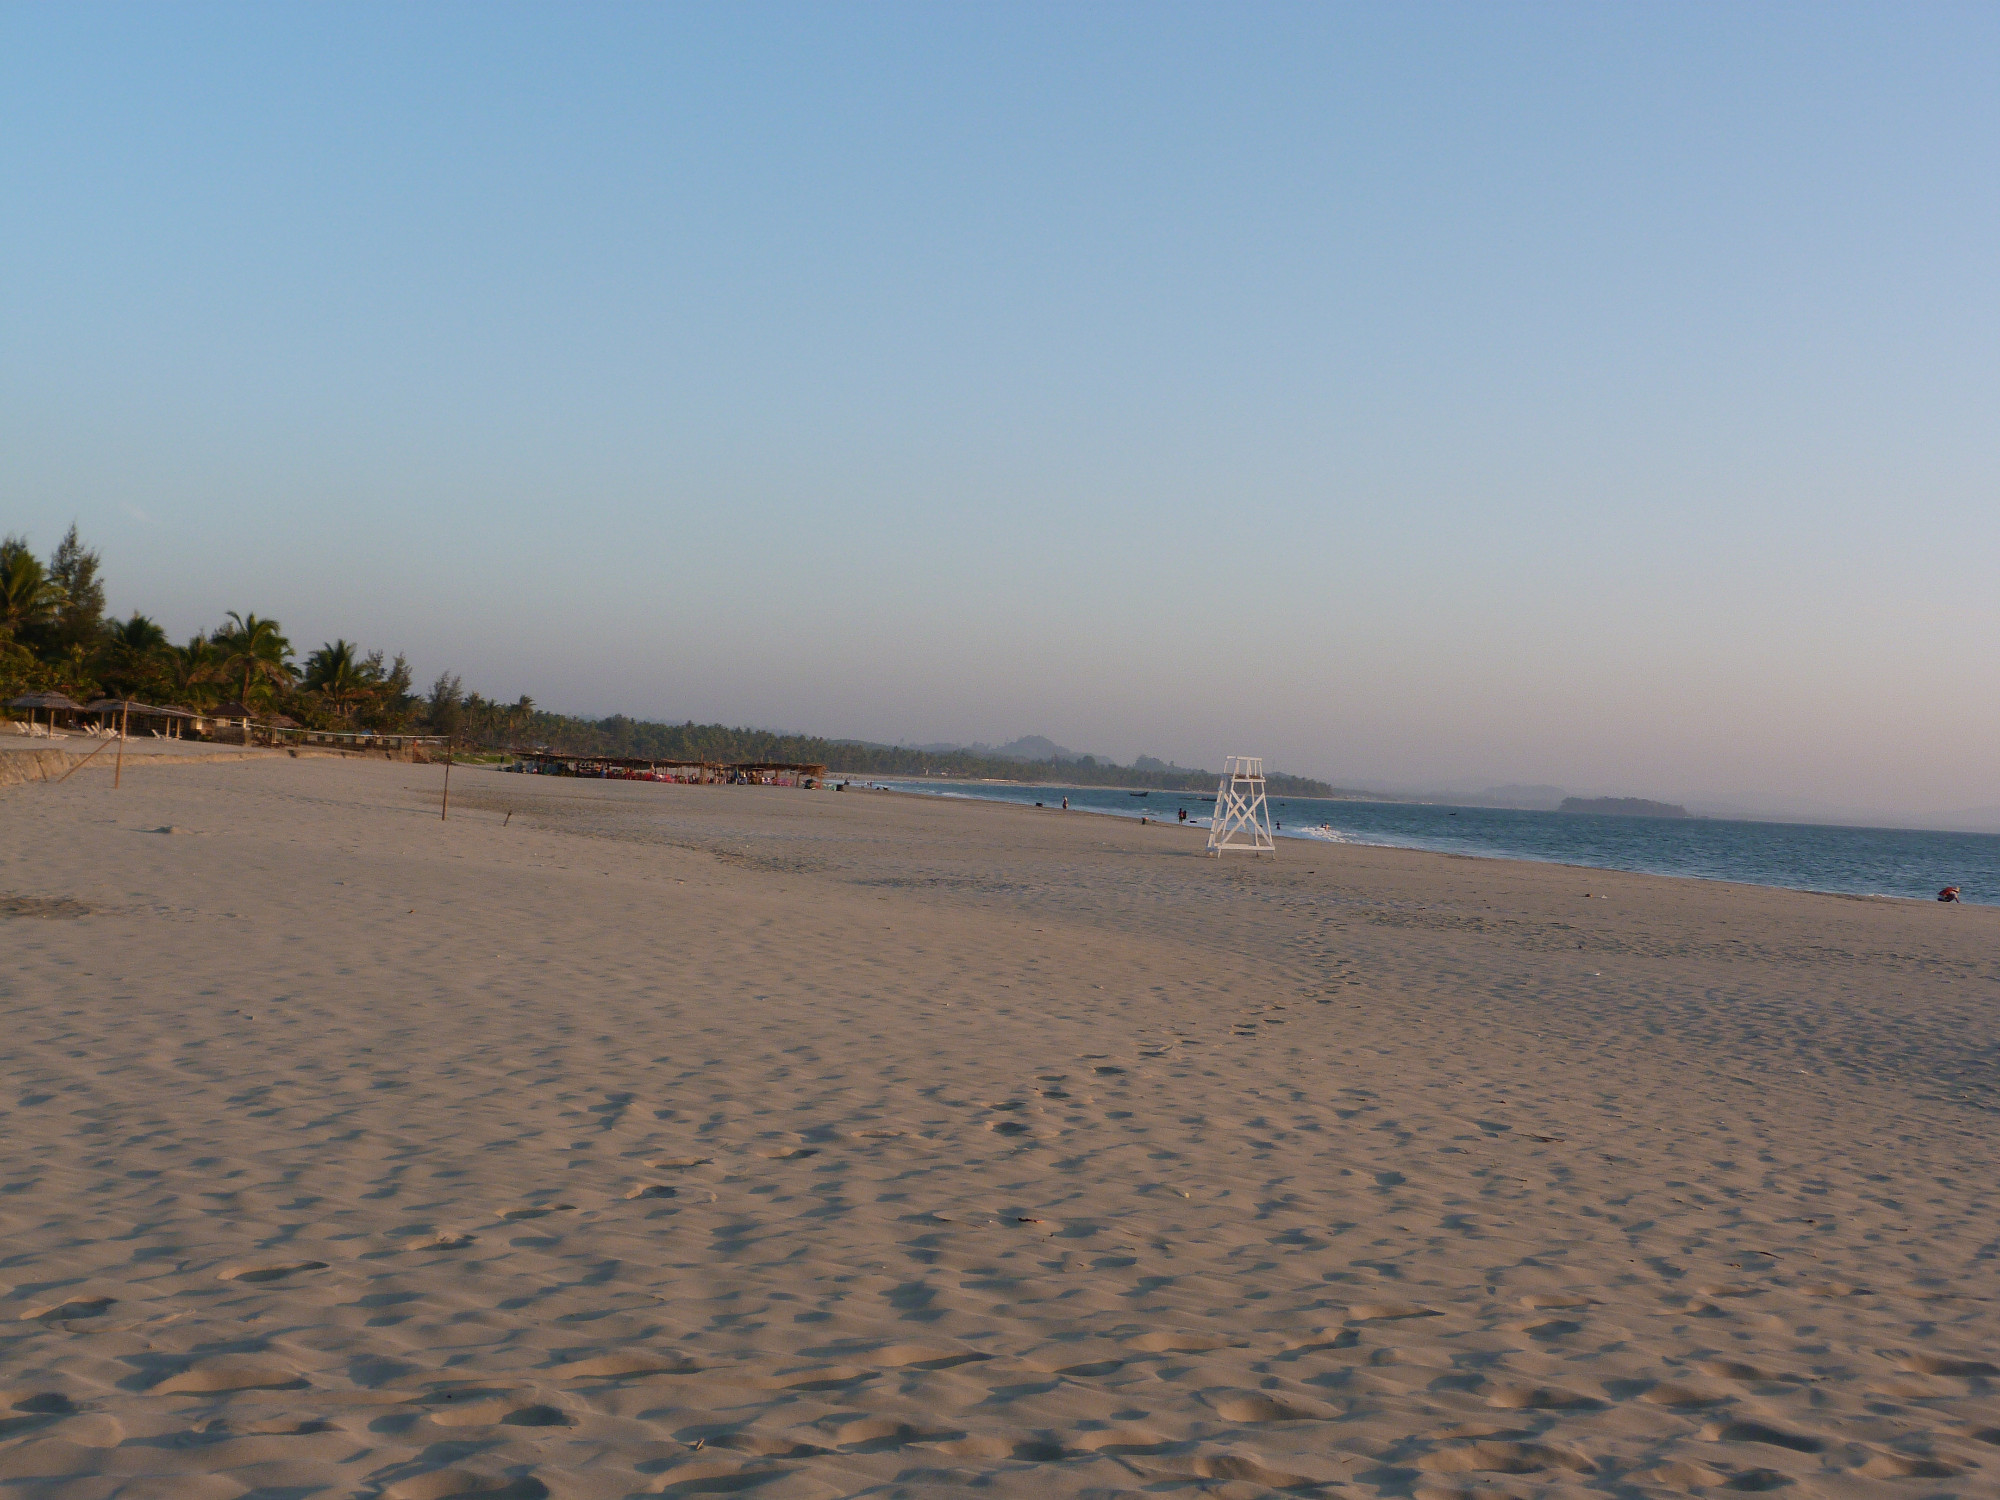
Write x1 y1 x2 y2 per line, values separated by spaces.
869 779 2000 906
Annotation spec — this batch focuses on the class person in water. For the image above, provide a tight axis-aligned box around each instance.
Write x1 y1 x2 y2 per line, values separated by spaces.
1178 808 1187 823
1938 886 1962 903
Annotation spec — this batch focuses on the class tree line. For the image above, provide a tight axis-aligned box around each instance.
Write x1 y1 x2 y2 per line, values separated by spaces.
3 528 426 732
1 526 1334 793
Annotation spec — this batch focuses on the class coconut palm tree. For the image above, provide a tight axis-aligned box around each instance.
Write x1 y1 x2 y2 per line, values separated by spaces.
100 612 173 700
0 538 62 634
169 634 225 712
214 612 296 709
105 612 168 655
302 638 382 721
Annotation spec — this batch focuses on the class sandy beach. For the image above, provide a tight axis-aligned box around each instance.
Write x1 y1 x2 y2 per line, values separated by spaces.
2 756 1996 1498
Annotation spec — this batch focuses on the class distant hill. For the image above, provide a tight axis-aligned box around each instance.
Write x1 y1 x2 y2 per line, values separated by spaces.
1472 783 1568 810
475 713 1336 796
981 734 1086 763
900 734 1094 763
1558 796 1690 819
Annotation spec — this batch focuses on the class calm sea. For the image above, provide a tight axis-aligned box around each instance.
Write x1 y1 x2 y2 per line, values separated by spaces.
872 780 2000 906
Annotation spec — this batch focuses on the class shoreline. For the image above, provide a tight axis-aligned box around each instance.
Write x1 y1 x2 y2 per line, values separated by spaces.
866 775 1996 908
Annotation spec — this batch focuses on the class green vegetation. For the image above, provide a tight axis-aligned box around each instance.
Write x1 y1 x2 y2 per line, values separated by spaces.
0 526 1335 794
2 527 420 731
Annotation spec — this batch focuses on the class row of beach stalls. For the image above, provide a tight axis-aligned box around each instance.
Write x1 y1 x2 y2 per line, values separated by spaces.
508 751 827 788
7 691 203 739
5 692 445 753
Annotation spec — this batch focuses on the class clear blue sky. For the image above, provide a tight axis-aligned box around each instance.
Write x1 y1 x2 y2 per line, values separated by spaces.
5 3 1996 820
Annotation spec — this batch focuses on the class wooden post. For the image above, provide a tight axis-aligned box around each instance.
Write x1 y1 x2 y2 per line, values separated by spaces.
114 704 127 788
441 736 453 820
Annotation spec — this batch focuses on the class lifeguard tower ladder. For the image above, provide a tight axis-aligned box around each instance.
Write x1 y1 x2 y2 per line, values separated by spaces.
1207 755 1276 856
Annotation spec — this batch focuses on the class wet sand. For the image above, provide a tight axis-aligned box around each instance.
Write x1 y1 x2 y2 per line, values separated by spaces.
3 758 1997 1498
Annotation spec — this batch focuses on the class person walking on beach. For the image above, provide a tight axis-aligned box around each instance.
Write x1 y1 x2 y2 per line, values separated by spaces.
1061 796 1068 810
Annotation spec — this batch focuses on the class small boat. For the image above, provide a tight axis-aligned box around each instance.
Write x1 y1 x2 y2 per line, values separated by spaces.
1128 790 1149 798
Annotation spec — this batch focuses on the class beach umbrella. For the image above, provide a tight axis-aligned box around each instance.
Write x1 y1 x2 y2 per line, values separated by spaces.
85 698 156 715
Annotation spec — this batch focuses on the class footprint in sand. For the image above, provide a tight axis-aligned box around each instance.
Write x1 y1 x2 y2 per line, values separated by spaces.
710 1432 830 1458
153 1358 308 1395
1484 1384 1602 1410
872 1344 994 1371
762 1147 819 1160
1132 1330 1230 1354
1899 1353 1999 1377
776 1365 876 1392
1510 1317 1583 1339
1418 1440 1595 1475
552 1352 700 1384
1698 1359 1777 1383
1210 1392 1337 1422
1050 1357 1127 1377
1861 1452 1962 1478
1699 1418 1823 1453
624 1183 678 1199
827 1415 964 1451
988 1120 1031 1136
0 1392 80 1440
6 1393 74 1416
1518 1293 1590 1310
21 1296 113 1320
218 1260 328 1283
419 1232 476 1250
1347 1302 1439 1323
647 1156 713 1169
1183 1453 1324 1488
496 1204 574 1221
1635 1460 1730 1488
1638 1382 1728 1407
431 1399 572 1429
383 1469 547 1500
552 1351 701 1379
240 1414 331 1434
1070 1427 1174 1455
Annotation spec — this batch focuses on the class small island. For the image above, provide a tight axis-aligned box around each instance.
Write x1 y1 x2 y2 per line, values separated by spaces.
1558 796 1690 819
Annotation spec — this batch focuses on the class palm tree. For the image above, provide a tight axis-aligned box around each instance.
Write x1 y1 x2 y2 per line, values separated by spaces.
106 612 168 656
169 634 224 712
214 611 295 709
101 612 173 699
0 538 63 634
302 638 381 721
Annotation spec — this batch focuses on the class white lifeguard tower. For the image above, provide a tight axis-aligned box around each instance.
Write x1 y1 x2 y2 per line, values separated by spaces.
1206 755 1276 856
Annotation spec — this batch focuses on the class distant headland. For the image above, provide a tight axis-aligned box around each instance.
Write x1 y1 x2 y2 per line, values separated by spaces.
1558 796 1691 819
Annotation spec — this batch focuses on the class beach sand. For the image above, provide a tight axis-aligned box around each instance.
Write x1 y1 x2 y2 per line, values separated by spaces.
2 757 1996 1498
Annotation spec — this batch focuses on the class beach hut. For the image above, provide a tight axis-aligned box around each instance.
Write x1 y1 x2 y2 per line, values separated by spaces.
85 698 145 741
6 690 86 735
206 701 298 745
85 699 198 739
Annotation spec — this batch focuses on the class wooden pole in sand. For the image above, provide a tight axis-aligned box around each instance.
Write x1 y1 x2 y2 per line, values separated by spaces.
55 732 116 782
441 736 453 821
114 704 127 789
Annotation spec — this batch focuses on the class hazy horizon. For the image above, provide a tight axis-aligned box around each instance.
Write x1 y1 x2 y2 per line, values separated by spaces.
7 4 1997 826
